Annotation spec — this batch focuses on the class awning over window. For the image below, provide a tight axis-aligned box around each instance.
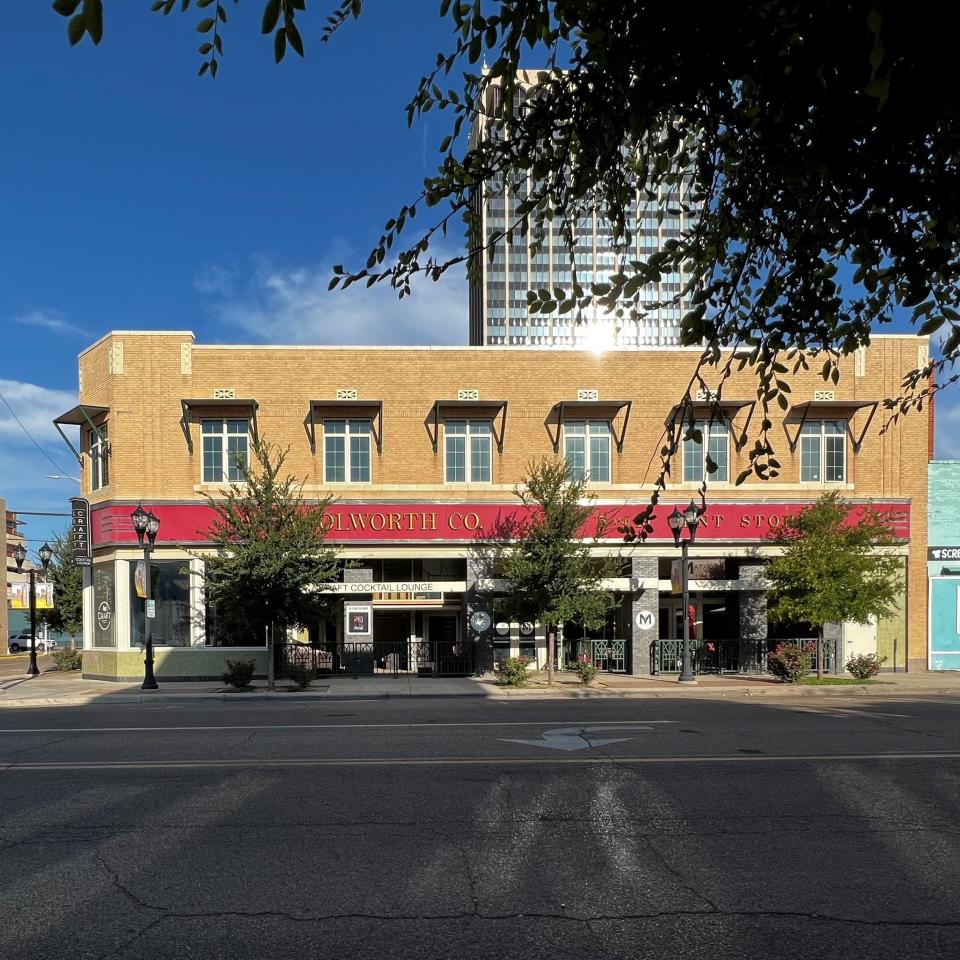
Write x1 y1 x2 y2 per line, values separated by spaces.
546 399 631 453
787 399 879 452
427 399 508 453
52 404 109 463
306 400 383 454
180 398 259 453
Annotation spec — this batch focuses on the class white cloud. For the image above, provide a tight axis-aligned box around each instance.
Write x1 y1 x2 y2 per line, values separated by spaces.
198 251 469 346
0 379 76 445
12 308 88 337
0 379 79 542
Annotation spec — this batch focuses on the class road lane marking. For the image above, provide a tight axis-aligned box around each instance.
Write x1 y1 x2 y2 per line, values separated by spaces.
501 725 660 751
4 751 960 771
0 720 679 734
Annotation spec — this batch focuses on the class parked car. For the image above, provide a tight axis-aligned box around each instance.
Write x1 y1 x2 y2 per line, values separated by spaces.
7 631 55 654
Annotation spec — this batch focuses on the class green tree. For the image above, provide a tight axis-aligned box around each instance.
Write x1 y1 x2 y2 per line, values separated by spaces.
765 492 903 679
200 437 339 657
51 2 957 530
40 530 84 645
493 457 619 684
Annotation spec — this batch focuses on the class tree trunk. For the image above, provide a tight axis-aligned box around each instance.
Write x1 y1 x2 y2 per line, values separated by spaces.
547 627 555 686
817 628 824 680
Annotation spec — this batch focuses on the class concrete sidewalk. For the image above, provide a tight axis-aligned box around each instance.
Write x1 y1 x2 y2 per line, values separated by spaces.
2 667 960 706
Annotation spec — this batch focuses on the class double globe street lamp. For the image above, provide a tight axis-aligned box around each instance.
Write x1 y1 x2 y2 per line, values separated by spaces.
130 504 160 691
667 500 703 685
13 541 53 677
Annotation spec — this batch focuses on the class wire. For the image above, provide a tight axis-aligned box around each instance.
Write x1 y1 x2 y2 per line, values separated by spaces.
0 389 72 476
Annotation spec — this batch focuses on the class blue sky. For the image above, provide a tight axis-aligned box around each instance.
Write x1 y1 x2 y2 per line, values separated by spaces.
1 3 957 552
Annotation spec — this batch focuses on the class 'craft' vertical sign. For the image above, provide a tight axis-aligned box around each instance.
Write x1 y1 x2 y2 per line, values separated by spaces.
71 497 91 566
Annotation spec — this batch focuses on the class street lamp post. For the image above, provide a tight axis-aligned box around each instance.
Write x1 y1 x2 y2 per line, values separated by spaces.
668 500 702 685
13 541 53 678
130 504 160 691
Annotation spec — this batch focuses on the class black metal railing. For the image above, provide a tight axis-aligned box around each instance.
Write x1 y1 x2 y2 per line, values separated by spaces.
650 639 770 676
282 641 476 678
650 638 834 676
574 639 627 673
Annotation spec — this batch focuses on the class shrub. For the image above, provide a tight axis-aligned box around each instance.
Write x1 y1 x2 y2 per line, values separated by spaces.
287 661 313 689
846 652 887 680
575 655 599 686
50 648 83 672
497 656 532 687
223 659 256 689
767 642 815 683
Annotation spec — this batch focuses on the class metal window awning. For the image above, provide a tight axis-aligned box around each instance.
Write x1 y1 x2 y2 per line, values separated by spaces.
180 398 259 454
546 399 632 453
786 399 880 452
427 400 509 453
52 404 109 463
668 399 757 451
306 400 384 454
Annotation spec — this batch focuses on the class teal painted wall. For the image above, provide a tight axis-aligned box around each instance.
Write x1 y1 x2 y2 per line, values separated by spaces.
929 462 960 669
929 461 960 547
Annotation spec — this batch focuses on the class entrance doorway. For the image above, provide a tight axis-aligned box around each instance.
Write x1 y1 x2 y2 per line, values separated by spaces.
426 614 472 675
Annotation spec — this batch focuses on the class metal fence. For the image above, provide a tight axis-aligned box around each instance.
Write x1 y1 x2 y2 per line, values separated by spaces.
650 638 835 676
282 641 476 678
574 639 627 673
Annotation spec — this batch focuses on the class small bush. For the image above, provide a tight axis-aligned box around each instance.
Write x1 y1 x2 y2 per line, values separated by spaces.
846 652 887 680
575 655 599 686
498 656 532 687
223 659 256 689
767 642 815 683
287 661 313 690
50 648 83 672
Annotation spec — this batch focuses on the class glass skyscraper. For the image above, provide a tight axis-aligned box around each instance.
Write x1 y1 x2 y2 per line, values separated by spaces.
468 71 694 348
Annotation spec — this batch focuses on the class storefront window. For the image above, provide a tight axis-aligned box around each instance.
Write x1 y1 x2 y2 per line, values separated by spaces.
92 563 116 648
129 561 191 647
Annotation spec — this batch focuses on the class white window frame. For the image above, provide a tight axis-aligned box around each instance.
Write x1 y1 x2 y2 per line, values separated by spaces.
563 420 611 483
201 418 250 484
800 419 846 483
323 419 372 484
682 420 729 483
444 420 492 483
88 423 109 491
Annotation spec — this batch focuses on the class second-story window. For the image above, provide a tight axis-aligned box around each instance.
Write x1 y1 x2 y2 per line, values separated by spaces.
800 420 846 482
89 424 109 490
445 420 492 483
564 421 611 482
682 421 729 483
201 419 249 483
324 419 371 483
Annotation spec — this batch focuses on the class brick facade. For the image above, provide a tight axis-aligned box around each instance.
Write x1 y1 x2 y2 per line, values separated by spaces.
70 331 931 676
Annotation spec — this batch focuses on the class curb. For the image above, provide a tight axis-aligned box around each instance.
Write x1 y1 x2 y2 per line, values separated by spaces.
2 684 959 707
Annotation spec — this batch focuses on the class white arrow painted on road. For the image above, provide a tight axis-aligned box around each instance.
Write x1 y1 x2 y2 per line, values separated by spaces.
500 723 674 752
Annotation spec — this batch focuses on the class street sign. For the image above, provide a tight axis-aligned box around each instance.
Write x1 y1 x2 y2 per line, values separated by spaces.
145 599 156 619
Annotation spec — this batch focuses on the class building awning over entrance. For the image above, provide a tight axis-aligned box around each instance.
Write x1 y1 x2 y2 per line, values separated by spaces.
786 399 880 452
427 399 508 453
180 398 259 453
306 399 384 454
546 399 632 453
52 404 109 463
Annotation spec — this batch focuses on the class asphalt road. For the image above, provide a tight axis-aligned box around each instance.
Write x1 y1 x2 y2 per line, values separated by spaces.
2 695 960 960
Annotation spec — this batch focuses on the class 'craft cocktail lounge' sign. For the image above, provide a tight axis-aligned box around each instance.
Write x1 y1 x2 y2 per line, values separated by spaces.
90 500 911 546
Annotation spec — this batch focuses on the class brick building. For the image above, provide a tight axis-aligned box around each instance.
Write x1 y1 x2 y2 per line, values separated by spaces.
55 330 930 681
